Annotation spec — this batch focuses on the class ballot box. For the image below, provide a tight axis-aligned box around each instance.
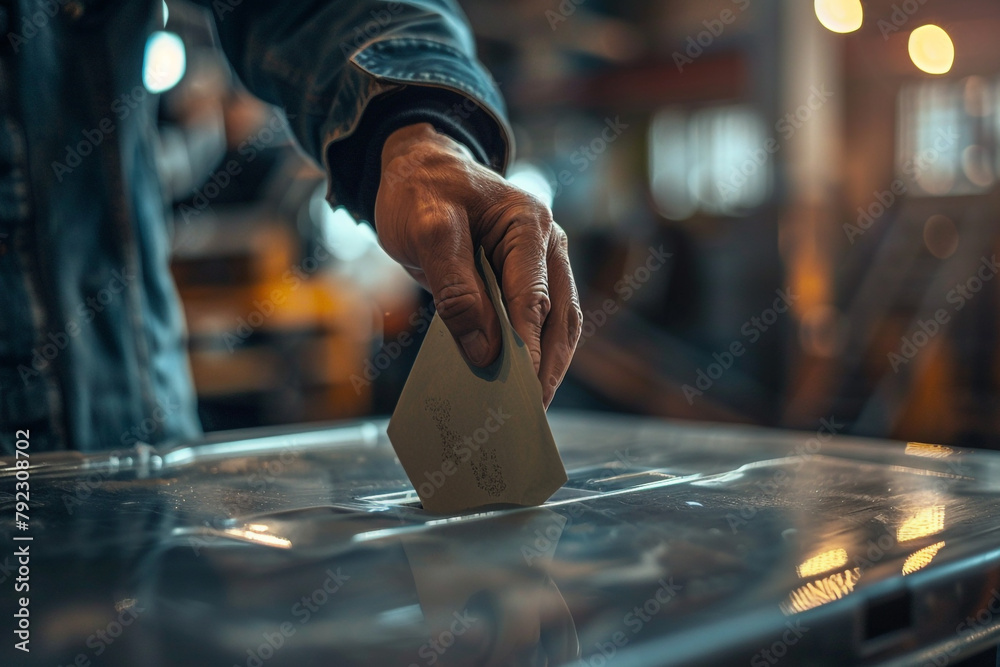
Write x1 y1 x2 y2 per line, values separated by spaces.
2 413 1000 666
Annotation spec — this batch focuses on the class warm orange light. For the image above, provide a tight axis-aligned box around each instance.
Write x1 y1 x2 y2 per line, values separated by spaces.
224 528 292 548
897 506 945 542
814 0 863 34
905 442 955 458
782 568 862 614
908 25 954 75
796 548 849 578
902 541 945 575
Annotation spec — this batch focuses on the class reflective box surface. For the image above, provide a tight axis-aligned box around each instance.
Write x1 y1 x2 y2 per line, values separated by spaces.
2 412 1000 666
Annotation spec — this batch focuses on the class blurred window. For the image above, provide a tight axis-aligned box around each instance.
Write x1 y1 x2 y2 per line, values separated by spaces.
648 104 769 219
507 161 555 208
896 77 997 196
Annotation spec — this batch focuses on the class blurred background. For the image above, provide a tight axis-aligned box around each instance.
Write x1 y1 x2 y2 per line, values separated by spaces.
150 0 1000 448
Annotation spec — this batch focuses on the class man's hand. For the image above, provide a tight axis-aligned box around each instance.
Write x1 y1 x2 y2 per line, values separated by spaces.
375 123 581 408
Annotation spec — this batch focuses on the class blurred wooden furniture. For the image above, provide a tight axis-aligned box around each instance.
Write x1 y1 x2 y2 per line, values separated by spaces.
171 211 374 430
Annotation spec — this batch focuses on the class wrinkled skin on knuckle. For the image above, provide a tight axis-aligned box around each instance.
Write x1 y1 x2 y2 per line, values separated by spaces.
509 289 552 326
434 280 481 323
507 198 553 236
475 185 554 242
492 200 555 329
510 187 550 211
550 223 569 252
483 211 551 282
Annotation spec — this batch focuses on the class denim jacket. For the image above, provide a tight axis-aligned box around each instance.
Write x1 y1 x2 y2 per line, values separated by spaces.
0 0 511 452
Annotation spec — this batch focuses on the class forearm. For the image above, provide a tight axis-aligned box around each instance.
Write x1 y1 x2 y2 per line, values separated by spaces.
197 0 512 220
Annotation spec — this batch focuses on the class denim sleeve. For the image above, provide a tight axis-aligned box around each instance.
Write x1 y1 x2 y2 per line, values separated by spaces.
196 0 513 222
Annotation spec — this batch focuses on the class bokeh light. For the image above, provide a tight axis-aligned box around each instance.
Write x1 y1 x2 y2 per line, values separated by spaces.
908 25 955 75
814 0 863 34
143 31 186 94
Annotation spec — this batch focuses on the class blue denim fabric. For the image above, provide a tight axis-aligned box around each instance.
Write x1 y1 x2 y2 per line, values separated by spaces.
0 0 511 452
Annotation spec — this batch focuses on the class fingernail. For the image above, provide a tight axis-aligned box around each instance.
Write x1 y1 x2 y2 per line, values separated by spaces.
460 330 490 366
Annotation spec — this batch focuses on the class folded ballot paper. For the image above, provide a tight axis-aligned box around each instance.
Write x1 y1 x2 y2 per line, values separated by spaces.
387 248 567 514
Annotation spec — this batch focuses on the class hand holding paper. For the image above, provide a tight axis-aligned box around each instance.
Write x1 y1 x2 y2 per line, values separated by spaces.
388 249 568 513
375 123 582 407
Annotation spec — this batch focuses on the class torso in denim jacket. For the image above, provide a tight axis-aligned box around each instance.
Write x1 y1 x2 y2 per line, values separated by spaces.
0 0 510 452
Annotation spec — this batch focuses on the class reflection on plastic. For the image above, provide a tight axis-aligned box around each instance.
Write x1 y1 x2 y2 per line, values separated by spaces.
796 548 848 579
781 568 862 615
897 506 945 542
402 509 579 666
902 541 946 576
905 442 956 459
222 528 292 549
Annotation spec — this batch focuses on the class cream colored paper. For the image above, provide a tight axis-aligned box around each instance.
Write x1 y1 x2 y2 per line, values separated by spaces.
387 248 567 513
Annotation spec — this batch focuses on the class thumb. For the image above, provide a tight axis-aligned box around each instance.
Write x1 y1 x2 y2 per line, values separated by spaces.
419 213 502 367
